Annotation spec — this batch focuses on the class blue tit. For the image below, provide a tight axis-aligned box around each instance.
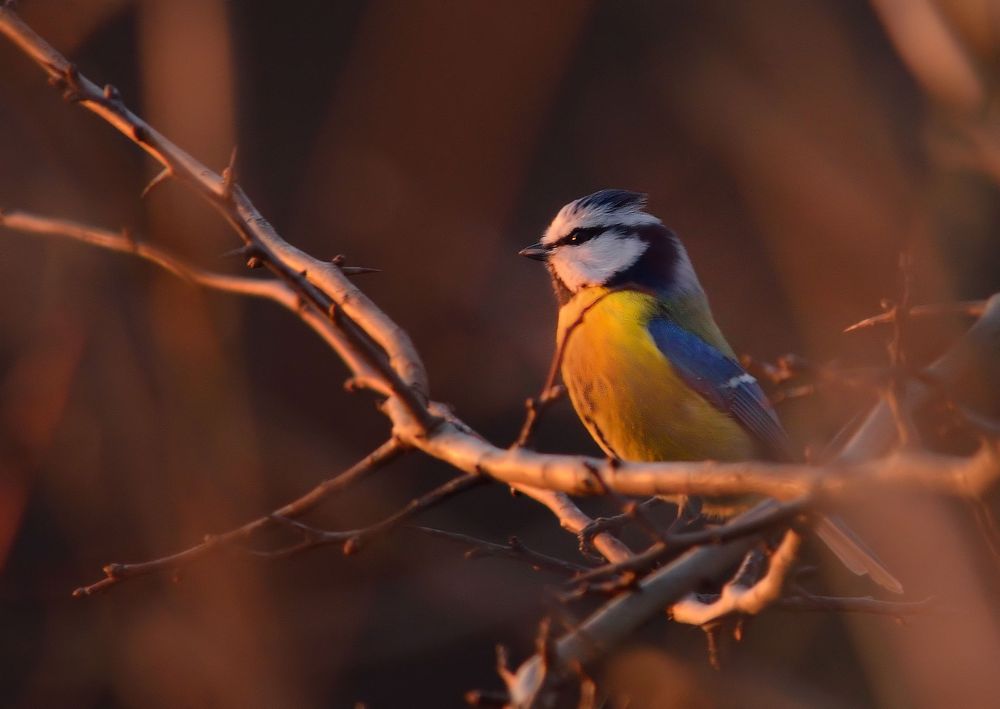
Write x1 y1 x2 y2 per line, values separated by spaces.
520 189 901 593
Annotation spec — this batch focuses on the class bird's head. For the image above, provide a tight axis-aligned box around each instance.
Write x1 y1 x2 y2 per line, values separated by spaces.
519 189 701 303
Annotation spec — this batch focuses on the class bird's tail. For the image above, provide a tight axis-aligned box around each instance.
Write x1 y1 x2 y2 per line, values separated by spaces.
815 515 904 594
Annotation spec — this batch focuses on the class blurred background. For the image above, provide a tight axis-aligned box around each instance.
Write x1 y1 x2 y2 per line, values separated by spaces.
1 0 999 706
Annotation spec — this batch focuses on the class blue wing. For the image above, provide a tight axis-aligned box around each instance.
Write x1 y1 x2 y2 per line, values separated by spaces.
647 318 793 461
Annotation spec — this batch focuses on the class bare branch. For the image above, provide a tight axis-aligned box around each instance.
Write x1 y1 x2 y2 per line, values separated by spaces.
72 439 404 596
0 209 392 397
412 527 590 576
513 486 634 564
0 7 432 422
342 473 490 554
775 593 936 616
407 413 1000 501
570 497 809 588
506 530 761 707
139 167 172 200
5 8 1000 700
839 293 1000 462
670 530 802 625
1 209 283 298
576 498 663 554
243 473 489 558
844 300 988 332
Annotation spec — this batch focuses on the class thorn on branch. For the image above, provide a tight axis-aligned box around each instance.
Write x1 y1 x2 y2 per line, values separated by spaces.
341 265 381 276
141 168 172 200
221 145 238 200
49 63 81 101
328 256 381 275
102 83 120 102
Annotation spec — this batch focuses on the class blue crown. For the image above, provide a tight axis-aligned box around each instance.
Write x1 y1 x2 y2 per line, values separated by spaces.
573 189 647 213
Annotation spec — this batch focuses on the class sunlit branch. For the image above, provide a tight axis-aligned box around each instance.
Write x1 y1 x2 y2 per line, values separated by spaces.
0 6 432 428
506 531 761 706
670 530 801 624
0 209 392 396
5 6 1000 704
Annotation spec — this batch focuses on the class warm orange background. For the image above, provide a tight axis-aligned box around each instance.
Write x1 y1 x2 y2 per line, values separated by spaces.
1 1 999 707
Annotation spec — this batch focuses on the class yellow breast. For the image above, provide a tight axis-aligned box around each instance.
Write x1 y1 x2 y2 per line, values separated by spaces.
557 288 757 463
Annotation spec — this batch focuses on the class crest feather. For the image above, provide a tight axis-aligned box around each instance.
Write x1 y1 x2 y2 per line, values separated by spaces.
573 189 647 214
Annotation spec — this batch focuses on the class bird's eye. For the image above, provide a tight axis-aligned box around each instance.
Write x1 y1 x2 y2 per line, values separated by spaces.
562 227 601 246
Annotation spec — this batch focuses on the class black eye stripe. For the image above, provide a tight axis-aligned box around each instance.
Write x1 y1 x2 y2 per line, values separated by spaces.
558 225 609 246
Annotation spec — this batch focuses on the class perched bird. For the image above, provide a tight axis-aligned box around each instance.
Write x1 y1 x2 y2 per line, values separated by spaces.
519 189 901 593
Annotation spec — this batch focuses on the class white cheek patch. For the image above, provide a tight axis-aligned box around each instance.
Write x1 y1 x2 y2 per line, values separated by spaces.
549 233 648 292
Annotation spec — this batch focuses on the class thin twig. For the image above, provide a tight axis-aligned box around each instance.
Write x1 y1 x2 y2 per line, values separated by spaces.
844 300 987 332
774 593 936 616
72 439 404 596
570 498 809 587
0 209 393 397
580 464 669 549
343 473 490 554
577 498 663 553
243 473 490 558
413 527 590 576
669 530 801 625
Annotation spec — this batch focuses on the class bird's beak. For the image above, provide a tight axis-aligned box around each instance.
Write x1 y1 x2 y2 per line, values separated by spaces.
518 242 550 261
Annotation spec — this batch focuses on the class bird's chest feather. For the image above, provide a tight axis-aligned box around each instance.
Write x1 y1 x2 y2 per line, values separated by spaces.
557 288 755 462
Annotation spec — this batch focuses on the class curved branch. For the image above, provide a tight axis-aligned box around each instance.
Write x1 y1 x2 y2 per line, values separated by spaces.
670 530 802 624
5 8 1000 702
0 7 430 415
0 209 390 395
